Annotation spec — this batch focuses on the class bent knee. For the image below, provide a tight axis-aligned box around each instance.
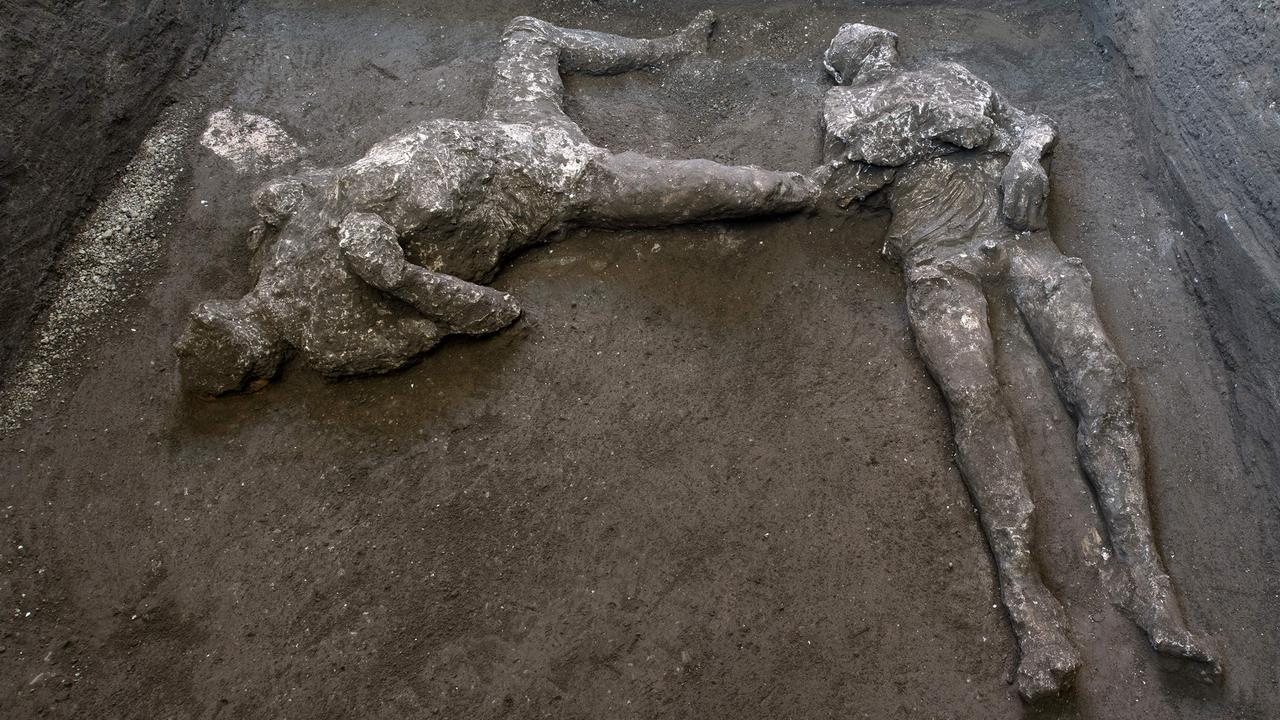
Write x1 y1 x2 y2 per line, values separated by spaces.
504 15 554 40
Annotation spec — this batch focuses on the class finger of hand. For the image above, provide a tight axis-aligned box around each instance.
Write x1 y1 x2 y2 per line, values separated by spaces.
1030 195 1048 229
1007 182 1026 225
1002 193 1018 226
1019 190 1035 228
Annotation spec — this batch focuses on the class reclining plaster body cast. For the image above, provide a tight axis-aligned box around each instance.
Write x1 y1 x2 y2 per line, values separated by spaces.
818 23 1218 701
176 12 816 394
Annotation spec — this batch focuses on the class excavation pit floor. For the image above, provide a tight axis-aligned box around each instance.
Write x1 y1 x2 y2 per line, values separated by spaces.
2 1 1275 718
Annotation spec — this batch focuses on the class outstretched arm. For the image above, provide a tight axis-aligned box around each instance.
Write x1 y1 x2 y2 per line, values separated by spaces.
337 213 521 336
993 94 1059 231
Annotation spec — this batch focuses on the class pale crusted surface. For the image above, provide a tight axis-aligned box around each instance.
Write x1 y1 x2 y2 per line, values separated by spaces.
885 152 1011 262
200 108 303 173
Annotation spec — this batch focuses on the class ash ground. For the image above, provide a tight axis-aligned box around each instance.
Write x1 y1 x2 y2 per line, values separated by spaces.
2 1 1276 718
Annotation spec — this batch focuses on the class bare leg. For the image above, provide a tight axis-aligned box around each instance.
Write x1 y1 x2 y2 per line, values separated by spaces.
574 151 817 228
484 13 813 228
906 262 1081 701
485 12 715 131
1009 246 1219 670
338 213 521 336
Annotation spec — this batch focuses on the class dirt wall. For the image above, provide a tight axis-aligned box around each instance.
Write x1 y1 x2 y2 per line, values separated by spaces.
1083 0 1280 479
0 0 239 375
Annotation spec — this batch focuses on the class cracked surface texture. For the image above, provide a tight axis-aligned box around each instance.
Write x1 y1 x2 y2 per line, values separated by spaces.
820 22 1219 702
176 12 814 394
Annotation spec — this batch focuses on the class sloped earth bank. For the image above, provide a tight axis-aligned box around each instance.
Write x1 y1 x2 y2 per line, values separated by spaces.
2 1 1276 718
0 0 237 376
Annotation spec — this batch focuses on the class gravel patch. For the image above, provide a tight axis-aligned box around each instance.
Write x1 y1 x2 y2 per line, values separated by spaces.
0 103 195 432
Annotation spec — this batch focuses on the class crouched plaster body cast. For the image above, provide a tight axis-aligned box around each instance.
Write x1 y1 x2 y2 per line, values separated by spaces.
176 12 816 394
819 23 1218 701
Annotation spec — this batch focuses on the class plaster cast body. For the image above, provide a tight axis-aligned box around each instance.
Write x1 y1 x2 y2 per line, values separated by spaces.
820 23 1218 702
176 12 816 394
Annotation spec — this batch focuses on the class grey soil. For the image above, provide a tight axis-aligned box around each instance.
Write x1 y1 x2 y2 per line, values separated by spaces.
2 1 1276 718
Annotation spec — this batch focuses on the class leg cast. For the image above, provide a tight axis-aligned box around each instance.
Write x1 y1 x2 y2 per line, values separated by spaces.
528 11 714 74
486 12 715 128
1009 248 1218 670
906 264 1081 701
